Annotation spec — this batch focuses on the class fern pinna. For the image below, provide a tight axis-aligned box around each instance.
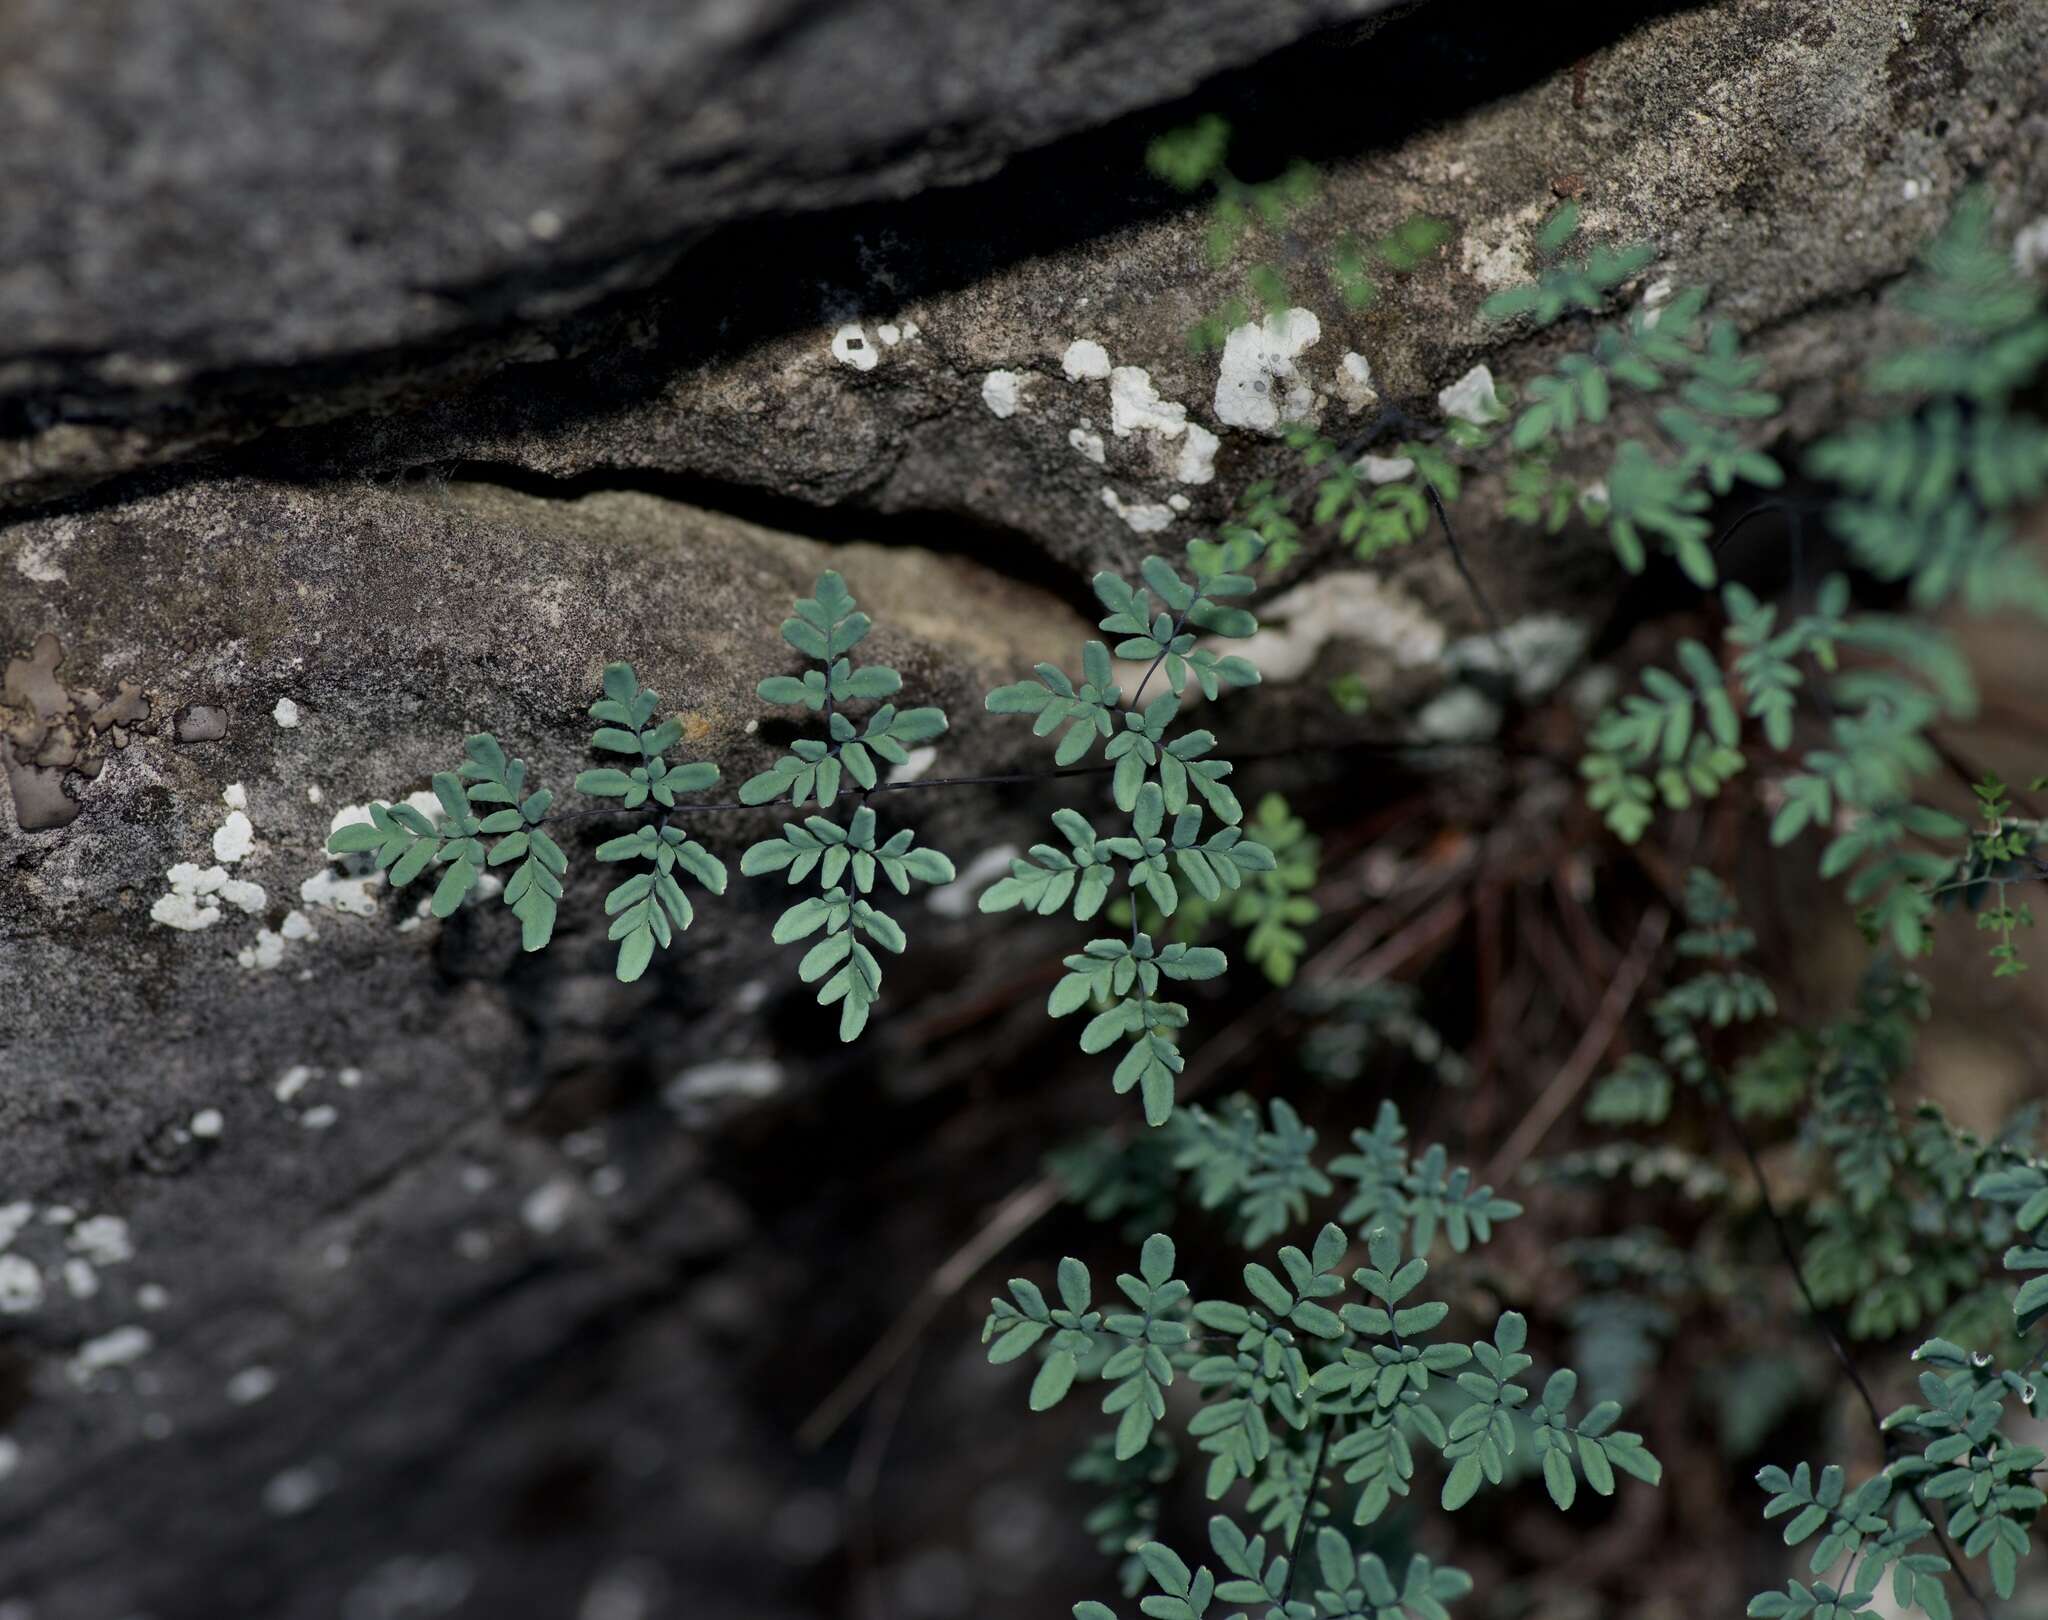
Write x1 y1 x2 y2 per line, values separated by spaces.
326 571 953 1028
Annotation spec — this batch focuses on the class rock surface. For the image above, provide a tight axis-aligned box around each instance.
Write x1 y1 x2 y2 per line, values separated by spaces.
0 0 1403 506
0 477 1097 1619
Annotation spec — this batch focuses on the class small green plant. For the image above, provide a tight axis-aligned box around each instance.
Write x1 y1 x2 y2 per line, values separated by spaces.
980 540 1278 1123
1112 792 1322 987
1147 116 1320 351
1576 198 2048 956
986 1200 1659 1619
1333 213 1454 311
327 571 951 1007
309 120 2048 1620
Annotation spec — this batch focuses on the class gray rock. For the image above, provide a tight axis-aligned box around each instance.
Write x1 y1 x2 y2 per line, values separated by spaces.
8 0 2046 568
0 0 1403 506
0 475 1100 1618
330 0 2048 576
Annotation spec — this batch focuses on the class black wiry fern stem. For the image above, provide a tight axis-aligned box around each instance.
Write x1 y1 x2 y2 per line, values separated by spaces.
1710 1083 1998 1620
1280 1414 1339 1607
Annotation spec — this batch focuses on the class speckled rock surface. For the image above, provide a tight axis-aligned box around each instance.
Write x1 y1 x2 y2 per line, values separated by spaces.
0 478 1100 1619
0 0 1407 508
324 0 2048 576
9 0 2047 573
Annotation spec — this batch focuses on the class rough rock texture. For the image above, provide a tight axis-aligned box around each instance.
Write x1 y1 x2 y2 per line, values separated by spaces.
0 479 1098 1619
9 0 2048 566
0 0 1404 506
5 2 2048 1618
319 0 2048 577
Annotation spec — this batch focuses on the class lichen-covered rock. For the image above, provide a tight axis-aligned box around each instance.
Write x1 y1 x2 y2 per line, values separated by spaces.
0 476 1107 1617
362 0 2046 577
9 0 2044 587
0 0 1407 509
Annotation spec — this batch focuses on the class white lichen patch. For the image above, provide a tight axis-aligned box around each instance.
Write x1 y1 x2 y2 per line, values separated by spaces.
302 803 385 915
1108 366 1187 439
238 910 304 970
263 1461 334 1517
1214 308 1322 434
237 930 283 970
829 323 878 371
1458 198 1548 292
887 745 939 784
300 1105 339 1131
190 1108 224 1139
68 1324 152 1385
1067 425 1105 464
2017 216 2048 276
1168 494 1191 513
150 797 281 957
1175 423 1219 485
275 1065 316 1104
272 697 301 729
151 862 231 931
980 369 1024 418
521 1179 577 1236
65 1258 97 1298
1100 487 1175 534
299 867 381 916
1412 686 1504 743
1061 339 1111 381
219 878 265 913
664 1058 786 1124
1444 615 1593 703
1335 352 1379 412
1226 572 1447 683
876 323 902 346
15 536 68 584
0 1256 43 1315
0 1204 32 1250
1358 453 1416 484
1437 364 1504 427
227 1366 278 1405
69 1215 132 1267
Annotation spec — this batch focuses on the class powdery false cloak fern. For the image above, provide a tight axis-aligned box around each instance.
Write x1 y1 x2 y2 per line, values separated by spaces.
984 1206 1660 1620
981 537 1275 1125
575 662 729 981
326 738 571 949
738 569 948 807
740 570 955 1039
324 664 729 982
324 572 953 1027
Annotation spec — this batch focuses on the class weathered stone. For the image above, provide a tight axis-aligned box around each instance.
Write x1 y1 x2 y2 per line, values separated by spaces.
8 0 2045 584
0 475 1102 1616
0 0 1408 508
357 0 2045 577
